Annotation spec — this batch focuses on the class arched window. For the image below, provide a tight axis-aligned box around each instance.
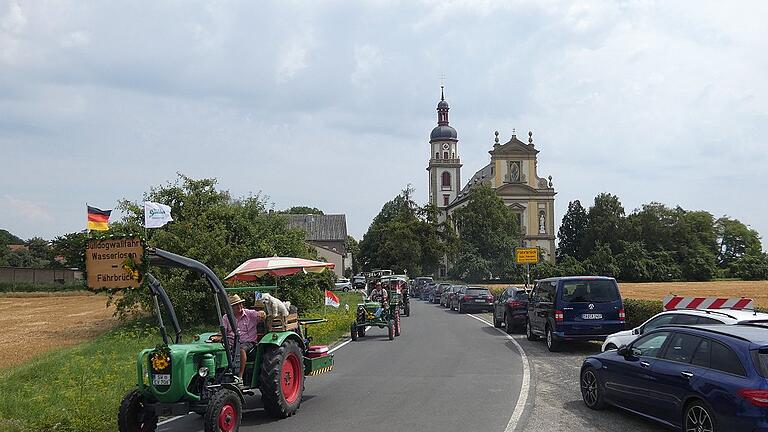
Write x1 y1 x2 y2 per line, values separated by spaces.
451 152 455 159
443 151 449 159
435 152 439 159
441 171 451 189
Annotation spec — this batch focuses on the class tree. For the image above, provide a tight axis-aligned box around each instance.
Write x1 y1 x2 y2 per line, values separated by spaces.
557 255 586 276
715 217 762 270
51 232 89 270
615 241 652 282
358 186 454 276
625 202 681 252
647 250 681 281
26 237 54 267
345 235 360 276
584 242 620 278
112 174 320 325
730 253 768 280
584 193 626 255
557 200 589 260
283 206 324 215
451 185 521 279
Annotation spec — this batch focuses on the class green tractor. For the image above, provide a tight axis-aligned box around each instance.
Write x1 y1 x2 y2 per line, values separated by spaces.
349 287 401 341
118 248 334 432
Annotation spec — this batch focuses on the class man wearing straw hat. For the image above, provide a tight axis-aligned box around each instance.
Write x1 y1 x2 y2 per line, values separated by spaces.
223 294 264 380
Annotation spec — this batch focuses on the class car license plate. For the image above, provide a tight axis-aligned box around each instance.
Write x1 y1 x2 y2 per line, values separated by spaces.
152 374 171 386
582 314 602 320
475 299 485 302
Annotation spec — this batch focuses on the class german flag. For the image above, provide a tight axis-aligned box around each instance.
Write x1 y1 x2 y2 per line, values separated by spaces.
87 206 111 231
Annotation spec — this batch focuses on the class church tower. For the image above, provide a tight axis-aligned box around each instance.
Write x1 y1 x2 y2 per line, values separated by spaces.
427 86 462 220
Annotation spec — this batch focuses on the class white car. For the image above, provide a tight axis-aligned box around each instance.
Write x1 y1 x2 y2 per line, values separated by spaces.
334 278 352 292
601 308 768 351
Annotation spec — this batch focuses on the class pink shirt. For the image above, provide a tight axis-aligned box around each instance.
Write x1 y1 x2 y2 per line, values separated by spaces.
223 308 260 343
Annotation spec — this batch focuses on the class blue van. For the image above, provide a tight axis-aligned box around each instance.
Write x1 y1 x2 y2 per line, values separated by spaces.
526 276 625 352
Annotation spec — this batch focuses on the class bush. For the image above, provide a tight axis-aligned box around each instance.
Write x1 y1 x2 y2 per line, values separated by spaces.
0 282 87 293
623 298 663 329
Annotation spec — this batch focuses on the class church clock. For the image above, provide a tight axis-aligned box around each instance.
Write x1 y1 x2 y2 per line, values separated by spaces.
442 143 450 150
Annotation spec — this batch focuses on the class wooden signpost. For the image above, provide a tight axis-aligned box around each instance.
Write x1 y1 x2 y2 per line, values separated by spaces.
85 237 144 289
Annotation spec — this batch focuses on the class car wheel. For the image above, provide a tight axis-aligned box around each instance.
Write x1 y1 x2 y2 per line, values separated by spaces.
505 313 514 334
546 326 560 352
580 368 606 410
458 302 464 314
493 313 502 328
343 287 349 292
684 400 717 432
526 320 539 341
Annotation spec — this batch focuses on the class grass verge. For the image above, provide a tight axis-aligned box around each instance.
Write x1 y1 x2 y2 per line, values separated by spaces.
0 292 363 431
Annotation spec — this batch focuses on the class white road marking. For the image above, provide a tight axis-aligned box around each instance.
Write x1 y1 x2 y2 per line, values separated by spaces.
158 325 368 428
466 314 531 432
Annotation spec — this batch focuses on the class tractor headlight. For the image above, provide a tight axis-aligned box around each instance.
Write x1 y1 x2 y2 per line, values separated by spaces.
198 366 209 377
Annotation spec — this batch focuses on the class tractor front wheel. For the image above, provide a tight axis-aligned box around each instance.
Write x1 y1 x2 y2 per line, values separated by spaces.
260 339 305 418
118 389 158 432
394 313 401 337
351 322 358 341
387 319 395 340
204 388 242 432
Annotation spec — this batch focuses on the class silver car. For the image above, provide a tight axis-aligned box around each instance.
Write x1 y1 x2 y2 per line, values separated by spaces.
601 308 768 351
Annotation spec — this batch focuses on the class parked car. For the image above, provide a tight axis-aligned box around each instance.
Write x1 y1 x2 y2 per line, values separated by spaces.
431 283 451 304
492 287 529 333
526 276 625 352
450 286 465 311
581 324 768 431
602 308 768 351
440 285 459 308
352 275 366 290
334 278 352 292
453 286 494 313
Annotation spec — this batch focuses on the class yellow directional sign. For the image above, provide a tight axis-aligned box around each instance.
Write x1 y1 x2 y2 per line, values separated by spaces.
515 247 539 264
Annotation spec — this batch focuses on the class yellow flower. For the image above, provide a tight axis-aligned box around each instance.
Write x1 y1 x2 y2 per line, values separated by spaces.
151 353 170 371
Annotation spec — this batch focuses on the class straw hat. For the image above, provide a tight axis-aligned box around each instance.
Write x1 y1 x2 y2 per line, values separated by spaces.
228 294 246 306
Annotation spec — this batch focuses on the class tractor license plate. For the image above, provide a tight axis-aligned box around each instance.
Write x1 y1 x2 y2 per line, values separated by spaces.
152 374 171 385
582 314 603 320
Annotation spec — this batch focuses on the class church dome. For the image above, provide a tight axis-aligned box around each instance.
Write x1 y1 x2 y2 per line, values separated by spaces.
430 125 458 141
437 99 449 109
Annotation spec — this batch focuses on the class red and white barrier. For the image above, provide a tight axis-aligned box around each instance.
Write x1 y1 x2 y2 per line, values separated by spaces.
662 295 754 311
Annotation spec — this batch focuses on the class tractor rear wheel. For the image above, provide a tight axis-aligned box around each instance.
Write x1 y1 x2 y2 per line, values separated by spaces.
118 389 158 432
394 313 401 337
260 339 305 418
387 319 395 340
358 326 366 338
204 388 242 432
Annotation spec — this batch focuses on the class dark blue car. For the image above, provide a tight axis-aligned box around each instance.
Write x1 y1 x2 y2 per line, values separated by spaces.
526 276 625 352
581 324 768 431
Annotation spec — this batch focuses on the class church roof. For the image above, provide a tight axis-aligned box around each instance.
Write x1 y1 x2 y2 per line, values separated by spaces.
447 163 492 208
489 134 538 157
430 125 458 141
285 214 348 242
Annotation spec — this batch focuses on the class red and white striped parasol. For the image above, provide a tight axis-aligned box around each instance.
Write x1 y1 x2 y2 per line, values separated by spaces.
224 257 335 282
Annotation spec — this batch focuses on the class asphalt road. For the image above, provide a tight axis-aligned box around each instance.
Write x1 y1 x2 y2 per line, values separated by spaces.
474 311 667 432
159 299 525 432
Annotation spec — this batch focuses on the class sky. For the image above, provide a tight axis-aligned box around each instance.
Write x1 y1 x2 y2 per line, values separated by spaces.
1 0 767 249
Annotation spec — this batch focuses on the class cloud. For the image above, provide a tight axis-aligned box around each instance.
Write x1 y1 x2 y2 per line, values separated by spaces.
3 195 53 223
276 33 315 83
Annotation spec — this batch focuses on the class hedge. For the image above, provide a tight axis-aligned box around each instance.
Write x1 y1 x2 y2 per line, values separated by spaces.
623 298 663 328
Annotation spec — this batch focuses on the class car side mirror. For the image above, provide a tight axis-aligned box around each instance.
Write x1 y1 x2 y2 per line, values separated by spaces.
616 345 629 357
632 328 639 335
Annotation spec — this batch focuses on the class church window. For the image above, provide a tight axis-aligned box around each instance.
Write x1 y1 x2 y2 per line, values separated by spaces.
451 152 455 158
435 152 439 159
443 194 450 206
441 172 451 189
443 151 449 159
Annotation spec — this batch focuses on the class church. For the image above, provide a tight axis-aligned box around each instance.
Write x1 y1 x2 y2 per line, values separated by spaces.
426 87 557 273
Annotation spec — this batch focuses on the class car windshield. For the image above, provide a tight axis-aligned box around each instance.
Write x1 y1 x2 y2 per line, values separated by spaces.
466 288 490 296
561 280 619 303
515 291 529 301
